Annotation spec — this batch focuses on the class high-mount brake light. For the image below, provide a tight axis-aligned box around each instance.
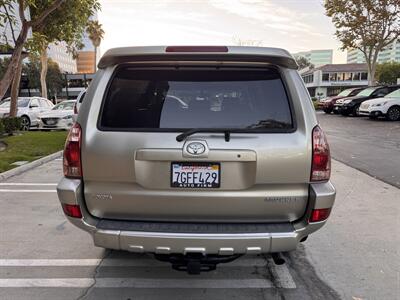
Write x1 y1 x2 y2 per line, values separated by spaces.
311 125 331 182
63 123 82 178
165 46 228 53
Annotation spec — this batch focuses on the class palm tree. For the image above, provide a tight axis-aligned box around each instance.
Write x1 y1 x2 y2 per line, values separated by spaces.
86 20 104 72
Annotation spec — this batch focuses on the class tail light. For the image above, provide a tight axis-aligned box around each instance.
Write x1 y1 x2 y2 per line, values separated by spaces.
311 125 331 182
62 204 82 218
63 123 82 178
309 208 331 223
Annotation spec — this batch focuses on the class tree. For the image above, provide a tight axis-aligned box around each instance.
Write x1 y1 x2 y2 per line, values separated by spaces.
86 20 104 72
24 57 63 98
294 55 314 70
324 0 400 86
0 57 10 79
0 0 66 116
376 62 400 85
28 0 100 98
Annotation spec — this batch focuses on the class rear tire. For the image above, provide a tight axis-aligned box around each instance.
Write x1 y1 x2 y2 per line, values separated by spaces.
20 116 30 131
323 108 332 114
386 106 400 121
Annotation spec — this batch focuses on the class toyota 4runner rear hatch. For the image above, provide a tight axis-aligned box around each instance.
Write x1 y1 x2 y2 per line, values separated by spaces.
80 46 313 223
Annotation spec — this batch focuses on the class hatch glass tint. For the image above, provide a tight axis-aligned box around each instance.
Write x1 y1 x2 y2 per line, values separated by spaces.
99 67 293 131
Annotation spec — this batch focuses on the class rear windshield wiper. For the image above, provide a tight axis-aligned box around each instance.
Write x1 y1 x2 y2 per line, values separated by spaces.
176 120 292 142
176 128 237 142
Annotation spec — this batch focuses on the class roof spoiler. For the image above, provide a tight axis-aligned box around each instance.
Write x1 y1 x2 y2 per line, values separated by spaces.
98 46 298 70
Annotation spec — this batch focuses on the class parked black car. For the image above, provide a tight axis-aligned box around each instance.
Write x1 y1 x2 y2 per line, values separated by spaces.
337 86 400 116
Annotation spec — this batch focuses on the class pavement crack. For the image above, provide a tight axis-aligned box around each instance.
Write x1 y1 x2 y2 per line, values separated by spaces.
76 249 111 300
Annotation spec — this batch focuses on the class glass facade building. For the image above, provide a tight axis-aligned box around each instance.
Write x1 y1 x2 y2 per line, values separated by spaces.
293 49 333 67
347 39 400 63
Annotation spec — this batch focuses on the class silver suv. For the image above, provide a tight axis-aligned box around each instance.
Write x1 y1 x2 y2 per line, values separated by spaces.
57 46 335 272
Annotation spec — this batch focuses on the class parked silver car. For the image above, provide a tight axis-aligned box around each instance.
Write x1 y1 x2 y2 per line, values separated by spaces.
38 100 76 130
0 97 54 130
57 46 336 273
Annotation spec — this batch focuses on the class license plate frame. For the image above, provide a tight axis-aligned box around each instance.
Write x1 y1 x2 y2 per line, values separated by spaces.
171 162 221 188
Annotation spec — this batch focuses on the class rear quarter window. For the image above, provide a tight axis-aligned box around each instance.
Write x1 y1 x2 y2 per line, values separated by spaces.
99 66 294 131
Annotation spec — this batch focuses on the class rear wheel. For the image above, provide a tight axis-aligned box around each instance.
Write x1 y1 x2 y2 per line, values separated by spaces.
323 108 332 114
386 106 400 121
20 116 30 131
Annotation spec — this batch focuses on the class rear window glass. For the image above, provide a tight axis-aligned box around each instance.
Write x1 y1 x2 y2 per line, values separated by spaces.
100 67 293 131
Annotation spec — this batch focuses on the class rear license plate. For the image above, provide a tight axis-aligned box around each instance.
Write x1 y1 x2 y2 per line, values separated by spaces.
171 162 220 188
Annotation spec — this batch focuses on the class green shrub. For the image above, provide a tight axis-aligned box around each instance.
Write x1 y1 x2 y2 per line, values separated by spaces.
1 117 22 134
0 120 4 135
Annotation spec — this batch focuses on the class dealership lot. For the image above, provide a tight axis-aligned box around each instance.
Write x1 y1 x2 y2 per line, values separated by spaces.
0 116 399 300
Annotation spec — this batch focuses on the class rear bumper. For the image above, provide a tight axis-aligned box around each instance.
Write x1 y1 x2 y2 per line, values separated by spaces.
318 102 333 110
57 178 336 254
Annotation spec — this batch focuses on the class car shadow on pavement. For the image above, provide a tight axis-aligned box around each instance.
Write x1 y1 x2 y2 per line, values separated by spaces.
77 245 341 300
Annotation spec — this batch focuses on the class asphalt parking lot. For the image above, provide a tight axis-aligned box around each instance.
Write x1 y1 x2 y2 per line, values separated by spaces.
0 115 399 300
317 111 400 188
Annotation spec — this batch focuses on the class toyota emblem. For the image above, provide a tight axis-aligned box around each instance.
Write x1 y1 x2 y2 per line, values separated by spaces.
186 142 206 155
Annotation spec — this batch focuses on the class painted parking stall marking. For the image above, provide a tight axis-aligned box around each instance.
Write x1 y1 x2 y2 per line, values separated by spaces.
0 256 296 289
0 189 56 193
0 182 57 193
0 278 274 289
0 183 57 186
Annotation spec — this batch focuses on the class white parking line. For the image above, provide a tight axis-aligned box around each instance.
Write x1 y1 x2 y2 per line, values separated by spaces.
0 189 56 193
0 258 296 289
0 183 57 186
0 278 274 289
0 259 103 267
0 257 266 267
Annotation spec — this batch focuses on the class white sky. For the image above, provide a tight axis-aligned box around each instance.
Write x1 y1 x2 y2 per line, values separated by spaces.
98 0 347 63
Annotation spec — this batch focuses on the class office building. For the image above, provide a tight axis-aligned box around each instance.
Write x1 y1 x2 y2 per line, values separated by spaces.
300 63 369 98
292 49 333 66
77 51 95 73
347 39 400 63
47 42 77 73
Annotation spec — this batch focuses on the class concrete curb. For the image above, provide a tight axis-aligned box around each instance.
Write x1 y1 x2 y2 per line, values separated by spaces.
0 150 62 182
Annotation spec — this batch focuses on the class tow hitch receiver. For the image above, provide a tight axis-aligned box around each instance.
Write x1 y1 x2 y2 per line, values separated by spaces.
154 253 242 275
